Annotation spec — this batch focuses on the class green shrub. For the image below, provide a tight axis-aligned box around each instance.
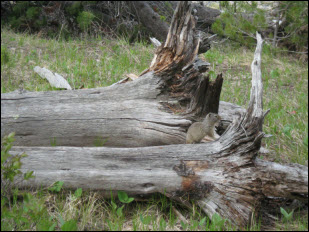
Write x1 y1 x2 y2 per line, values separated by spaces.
1 46 10 65
26 7 40 21
8 16 23 30
77 11 95 31
65 1 82 16
213 1 308 51
9 3 42 32
1 132 34 201
12 1 30 17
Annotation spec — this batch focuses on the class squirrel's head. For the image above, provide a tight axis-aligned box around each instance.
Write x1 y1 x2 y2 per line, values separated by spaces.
205 113 221 126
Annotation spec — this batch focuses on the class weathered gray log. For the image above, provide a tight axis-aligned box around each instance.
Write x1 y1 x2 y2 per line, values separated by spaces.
1 75 243 147
1 2 230 147
127 1 170 43
12 146 307 201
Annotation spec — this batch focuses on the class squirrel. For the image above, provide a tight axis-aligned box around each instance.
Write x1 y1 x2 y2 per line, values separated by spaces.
186 113 221 144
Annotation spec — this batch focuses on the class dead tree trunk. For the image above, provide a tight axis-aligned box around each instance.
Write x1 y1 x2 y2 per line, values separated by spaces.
1 1 307 229
1 2 233 147
128 1 219 54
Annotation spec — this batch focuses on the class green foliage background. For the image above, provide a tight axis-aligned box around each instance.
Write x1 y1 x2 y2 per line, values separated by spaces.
212 1 308 52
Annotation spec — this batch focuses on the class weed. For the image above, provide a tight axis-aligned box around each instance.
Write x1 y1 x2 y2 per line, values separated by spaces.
1 46 10 65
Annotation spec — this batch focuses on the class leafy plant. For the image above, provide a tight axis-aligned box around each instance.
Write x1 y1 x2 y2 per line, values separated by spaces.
77 11 95 31
118 190 134 204
48 181 64 193
106 190 135 230
280 207 294 222
74 188 82 198
0 133 60 231
1 46 10 65
140 214 152 230
1 132 34 201
210 213 227 231
213 1 308 52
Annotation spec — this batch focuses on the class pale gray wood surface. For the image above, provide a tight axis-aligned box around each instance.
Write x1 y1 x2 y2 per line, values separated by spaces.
1 71 244 147
11 142 307 228
12 145 307 199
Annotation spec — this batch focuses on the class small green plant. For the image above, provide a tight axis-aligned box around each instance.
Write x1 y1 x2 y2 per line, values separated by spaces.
1 46 10 65
106 191 135 230
50 137 57 146
270 68 280 79
1 132 59 231
1 132 34 201
118 190 134 204
280 207 294 222
210 213 226 231
77 11 95 31
48 181 64 193
160 15 166 22
93 136 107 147
74 188 83 198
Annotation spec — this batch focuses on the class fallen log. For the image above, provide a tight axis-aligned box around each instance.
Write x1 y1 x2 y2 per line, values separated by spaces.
1 79 243 147
1 2 239 147
1 1 307 229
128 1 219 54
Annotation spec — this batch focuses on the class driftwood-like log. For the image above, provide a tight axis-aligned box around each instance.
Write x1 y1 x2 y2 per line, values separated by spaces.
1 2 228 147
1 2 307 229
1 77 242 147
11 145 307 227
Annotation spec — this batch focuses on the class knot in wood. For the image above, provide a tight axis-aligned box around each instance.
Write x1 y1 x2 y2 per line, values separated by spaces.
173 160 195 177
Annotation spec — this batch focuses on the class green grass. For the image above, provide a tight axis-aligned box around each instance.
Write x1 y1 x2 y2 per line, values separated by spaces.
1 27 154 93
203 42 308 166
1 27 308 231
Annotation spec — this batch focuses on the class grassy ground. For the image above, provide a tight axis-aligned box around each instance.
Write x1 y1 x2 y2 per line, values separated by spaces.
1 27 308 231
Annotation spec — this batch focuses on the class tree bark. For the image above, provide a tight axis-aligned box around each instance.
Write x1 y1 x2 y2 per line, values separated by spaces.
128 1 220 54
1 76 243 147
127 1 170 43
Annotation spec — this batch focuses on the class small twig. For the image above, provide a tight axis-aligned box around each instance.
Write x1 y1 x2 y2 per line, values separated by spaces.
212 37 230 44
172 206 188 224
57 24 64 41
206 34 217 40
263 109 270 118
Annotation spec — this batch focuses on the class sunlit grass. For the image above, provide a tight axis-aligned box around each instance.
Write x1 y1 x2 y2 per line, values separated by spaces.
1 27 154 92
203 41 308 166
1 27 308 231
